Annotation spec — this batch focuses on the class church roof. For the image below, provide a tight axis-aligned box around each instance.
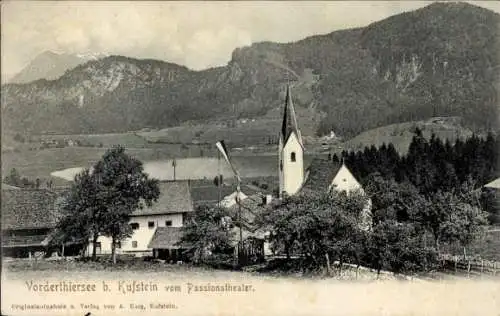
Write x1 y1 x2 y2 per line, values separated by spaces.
300 157 364 195
301 158 342 194
281 85 303 147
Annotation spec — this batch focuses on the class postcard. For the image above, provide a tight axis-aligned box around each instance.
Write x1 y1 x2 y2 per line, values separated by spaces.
1 1 500 315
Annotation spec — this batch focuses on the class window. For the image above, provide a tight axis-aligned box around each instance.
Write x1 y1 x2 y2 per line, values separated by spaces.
130 223 139 230
95 242 102 254
280 161 283 171
148 221 155 229
291 152 296 162
132 241 138 248
165 220 172 227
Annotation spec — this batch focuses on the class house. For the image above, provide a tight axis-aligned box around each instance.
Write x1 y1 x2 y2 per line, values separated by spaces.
484 178 500 190
190 183 260 208
148 227 189 262
226 193 275 262
1 187 67 258
190 185 236 208
301 158 373 230
483 177 500 225
85 181 194 257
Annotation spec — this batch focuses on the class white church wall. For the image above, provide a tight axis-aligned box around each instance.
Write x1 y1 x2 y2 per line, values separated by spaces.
281 132 304 196
328 164 364 193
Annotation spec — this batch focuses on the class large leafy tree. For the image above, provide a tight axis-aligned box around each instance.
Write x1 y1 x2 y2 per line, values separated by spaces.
93 146 160 264
259 190 370 273
54 168 105 259
55 146 160 263
367 220 437 276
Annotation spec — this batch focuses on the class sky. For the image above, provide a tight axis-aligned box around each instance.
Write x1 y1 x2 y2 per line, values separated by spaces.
2 1 500 79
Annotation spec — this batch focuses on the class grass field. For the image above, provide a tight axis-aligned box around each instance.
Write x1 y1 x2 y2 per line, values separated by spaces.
37 132 150 148
343 117 474 155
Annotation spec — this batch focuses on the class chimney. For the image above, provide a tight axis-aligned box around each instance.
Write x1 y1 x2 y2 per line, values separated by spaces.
264 194 273 205
262 194 273 205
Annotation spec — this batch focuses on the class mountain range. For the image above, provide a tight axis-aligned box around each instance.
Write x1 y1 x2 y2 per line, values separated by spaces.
6 51 109 84
2 2 499 139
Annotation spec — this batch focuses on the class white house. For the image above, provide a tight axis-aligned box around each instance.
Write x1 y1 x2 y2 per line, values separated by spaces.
86 181 194 257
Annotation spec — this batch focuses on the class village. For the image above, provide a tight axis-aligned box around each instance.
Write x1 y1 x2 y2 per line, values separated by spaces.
2 86 500 281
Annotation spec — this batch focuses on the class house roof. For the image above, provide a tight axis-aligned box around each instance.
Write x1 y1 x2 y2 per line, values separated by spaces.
1 189 62 230
220 191 248 208
2 184 21 190
281 85 303 147
132 181 194 216
190 185 236 206
147 227 189 249
2 234 51 248
301 158 341 194
484 178 500 189
227 193 276 233
190 184 259 207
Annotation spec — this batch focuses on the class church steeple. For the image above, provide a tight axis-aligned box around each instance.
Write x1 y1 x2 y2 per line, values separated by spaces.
281 85 302 147
278 85 304 199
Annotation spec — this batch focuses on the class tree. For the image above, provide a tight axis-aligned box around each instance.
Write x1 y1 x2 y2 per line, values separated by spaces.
55 146 159 263
93 146 160 264
367 220 437 276
4 168 21 186
259 190 369 274
55 168 103 260
179 205 235 264
365 173 428 224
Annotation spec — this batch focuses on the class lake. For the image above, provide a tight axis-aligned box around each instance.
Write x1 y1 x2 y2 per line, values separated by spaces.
50 155 318 181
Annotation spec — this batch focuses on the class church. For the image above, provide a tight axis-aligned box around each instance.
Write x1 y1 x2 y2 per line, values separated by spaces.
227 85 373 254
277 85 371 205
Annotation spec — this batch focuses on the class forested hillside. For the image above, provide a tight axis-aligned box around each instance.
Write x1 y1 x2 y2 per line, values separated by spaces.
2 2 499 138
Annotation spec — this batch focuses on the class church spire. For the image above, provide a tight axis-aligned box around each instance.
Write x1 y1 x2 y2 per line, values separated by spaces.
281 85 302 146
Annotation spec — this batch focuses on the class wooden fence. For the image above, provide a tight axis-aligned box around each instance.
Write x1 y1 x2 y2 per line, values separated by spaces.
234 238 265 267
439 254 499 278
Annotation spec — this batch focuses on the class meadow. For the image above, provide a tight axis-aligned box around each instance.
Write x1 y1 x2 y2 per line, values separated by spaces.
343 117 474 155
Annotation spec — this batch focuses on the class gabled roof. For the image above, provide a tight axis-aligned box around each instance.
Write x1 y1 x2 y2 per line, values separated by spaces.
220 191 248 208
484 178 500 189
2 235 51 248
329 164 364 193
147 227 189 249
132 181 194 216
301 158 342 194
280 85 303 147
190 184 260 207
1 189 62 230
300 158 364 195
226 193 277 233
190 185 237 207
2 184 21 190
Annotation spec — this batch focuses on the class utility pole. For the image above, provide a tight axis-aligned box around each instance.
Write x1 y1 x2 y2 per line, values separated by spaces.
172 158 177 181
237 182 243 243
217 151 222 208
